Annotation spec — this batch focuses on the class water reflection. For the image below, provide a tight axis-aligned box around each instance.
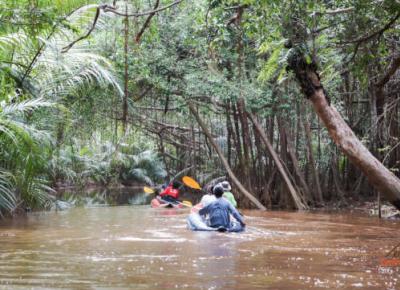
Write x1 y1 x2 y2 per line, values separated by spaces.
55 187 151 207
0 207 399 289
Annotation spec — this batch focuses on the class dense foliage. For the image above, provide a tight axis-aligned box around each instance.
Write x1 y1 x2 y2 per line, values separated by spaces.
0 0 399 215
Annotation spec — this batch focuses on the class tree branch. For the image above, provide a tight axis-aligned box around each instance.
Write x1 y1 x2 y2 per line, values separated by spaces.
61 6 102 53
224 4 248 11
21 24 58 81
0 60 28 69
103 0 182 17
340 12 400 45
313 7 354 15
62 0 183 53
135 0 160 43
375 54 400 88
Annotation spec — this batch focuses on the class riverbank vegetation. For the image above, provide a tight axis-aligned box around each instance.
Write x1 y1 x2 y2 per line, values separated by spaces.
1 0 399 216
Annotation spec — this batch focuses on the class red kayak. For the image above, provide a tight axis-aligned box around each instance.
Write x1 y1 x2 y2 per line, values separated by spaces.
150 198 184 208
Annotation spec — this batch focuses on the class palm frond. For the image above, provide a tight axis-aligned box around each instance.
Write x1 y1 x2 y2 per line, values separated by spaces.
0 169 16 214
129 168 154 186
0 32 28 51
0 97 54 116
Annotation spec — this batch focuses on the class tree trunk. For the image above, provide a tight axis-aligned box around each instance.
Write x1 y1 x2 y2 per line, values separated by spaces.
226 101 234 166
252 117 264 194
187 100 266 210
232 104 243 169
331 150 346 201
248 112 308 210
284 126 313 204
158 133 171 178
266 115 275 174
302 106 324 205
122 5 129 132
288 49 400 210
237 98 253 190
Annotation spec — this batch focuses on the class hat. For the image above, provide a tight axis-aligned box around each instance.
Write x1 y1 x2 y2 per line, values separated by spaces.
220 181 231 192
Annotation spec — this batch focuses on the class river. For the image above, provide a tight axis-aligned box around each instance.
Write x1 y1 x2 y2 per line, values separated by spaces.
0 206 399 289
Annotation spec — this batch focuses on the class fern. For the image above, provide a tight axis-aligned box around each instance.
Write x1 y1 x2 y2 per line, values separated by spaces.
258 47 281 82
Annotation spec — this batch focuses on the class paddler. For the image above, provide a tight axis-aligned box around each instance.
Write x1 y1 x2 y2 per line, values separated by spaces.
198 185 245 232
219 181 237 208
200 185 217 207
158 180 181 205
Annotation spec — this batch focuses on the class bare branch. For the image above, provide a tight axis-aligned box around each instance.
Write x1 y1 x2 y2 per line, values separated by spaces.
135 0 160 43
0 60 28 69
340 12 400 45
61 0 183 53
224 4 248 11
61 6 102 53
325 7 355 15
21 24 58 81
134 105 182 111
103 0 182 17
312 19 347 34
341 13 399 64
313 7 354 15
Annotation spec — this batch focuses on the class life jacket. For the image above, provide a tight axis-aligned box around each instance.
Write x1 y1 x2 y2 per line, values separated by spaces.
160 186 179 199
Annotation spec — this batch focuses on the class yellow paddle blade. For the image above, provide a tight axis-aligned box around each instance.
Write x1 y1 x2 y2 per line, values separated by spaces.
182 176 201 190
143 186 155 194
182 200 193 207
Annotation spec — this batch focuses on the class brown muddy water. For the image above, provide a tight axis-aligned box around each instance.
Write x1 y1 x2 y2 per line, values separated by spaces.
0 206 399 289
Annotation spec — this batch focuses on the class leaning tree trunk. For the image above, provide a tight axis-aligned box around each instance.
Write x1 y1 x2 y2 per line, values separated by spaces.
248 113 308 210
287 49 400 210
187 100 266 210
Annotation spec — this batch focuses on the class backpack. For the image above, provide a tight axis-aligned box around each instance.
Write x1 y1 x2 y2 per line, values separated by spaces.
209 202 228 227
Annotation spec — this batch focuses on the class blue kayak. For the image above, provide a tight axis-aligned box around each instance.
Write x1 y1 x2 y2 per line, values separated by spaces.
186 213 244 232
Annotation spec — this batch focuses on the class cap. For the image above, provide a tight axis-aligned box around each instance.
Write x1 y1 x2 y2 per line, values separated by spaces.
220 181 231 192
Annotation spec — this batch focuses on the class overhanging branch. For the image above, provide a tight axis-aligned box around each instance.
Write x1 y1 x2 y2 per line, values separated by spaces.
62 0 183 53
105 0 182 17
135 0 160 43
340 12 400 45
62 6 102 53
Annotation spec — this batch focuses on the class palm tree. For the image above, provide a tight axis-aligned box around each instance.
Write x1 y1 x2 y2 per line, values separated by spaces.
0 97 54 215
0 4 122 215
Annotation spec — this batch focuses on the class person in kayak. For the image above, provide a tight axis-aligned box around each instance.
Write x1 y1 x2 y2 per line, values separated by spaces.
220 181 237 207
159 180 181 204
198 185 245 231
190 185 217 214
200 185 217 207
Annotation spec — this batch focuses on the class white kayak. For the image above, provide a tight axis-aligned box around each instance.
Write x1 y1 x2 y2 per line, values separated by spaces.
186 212 244 232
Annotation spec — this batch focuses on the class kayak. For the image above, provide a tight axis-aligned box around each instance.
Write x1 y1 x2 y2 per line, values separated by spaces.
186 212 244 232
150 198 184 209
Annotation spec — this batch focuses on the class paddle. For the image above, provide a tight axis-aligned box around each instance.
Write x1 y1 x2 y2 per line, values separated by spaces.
144 186 155 194
180 200 193 207
182 176 208 194
182 176 201 189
